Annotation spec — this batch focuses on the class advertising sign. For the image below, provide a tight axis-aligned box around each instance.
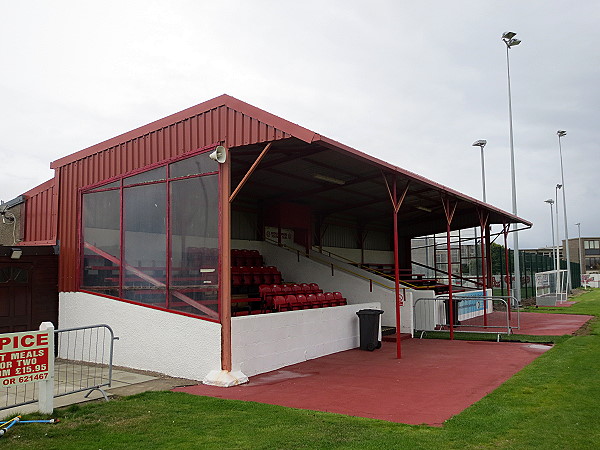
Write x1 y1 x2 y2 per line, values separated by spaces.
0 330 51 386
264 227 294 245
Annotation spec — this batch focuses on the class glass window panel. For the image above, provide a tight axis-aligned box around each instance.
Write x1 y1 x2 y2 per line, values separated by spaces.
169 175 218 318
87 180 120 191
82 189 121 291
170 153 217 179
124 166 166 186
0 267 10 283
123 183 167 307
12 267 28 283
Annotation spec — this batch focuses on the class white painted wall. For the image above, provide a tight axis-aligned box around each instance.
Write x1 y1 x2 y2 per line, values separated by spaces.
58 292 222 381
233 239 415 332
231 301 381 376
318 246 394 265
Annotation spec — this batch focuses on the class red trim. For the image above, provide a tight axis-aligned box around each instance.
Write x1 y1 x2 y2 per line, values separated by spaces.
22 178 55 197
119 178 124 298
79 143 219 193
317 135 531 227
76 185 83 289
166 162 172 309
78 290 220 323
15 240 57 246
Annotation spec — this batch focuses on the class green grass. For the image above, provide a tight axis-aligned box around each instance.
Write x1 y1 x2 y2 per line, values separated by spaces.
3 289 600 449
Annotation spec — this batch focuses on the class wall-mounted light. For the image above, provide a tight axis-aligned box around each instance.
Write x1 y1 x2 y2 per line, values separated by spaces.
10 248 22 259
415 205 433 213
313 174 346 185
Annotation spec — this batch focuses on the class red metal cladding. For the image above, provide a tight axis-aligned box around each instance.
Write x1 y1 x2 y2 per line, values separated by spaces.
51 96 299 292
22 178 56 245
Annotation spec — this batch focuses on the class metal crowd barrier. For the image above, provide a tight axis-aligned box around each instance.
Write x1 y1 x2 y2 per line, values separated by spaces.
1 324 118 412
413 295 520 341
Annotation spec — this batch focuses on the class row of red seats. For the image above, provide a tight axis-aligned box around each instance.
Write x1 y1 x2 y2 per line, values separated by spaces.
259 283 322 300
232 266 282 286
258 284 347 310
273 292 346 311
231 249 263 268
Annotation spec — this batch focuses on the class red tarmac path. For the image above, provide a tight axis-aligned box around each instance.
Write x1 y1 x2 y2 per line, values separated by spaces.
176 312 592 426
455 311 592 335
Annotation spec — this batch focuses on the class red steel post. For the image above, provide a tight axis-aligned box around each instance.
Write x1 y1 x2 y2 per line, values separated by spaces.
220 152 232 372
392 179 402 359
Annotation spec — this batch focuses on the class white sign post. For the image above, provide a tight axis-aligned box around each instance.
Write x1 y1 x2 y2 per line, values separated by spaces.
38 322 55 414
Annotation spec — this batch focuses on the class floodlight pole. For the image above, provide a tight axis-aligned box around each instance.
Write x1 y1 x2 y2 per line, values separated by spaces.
557 131 572 292
544 199 556 270
555 184 562 275
576 222 583 274
502 32 522 303
472 140 487 203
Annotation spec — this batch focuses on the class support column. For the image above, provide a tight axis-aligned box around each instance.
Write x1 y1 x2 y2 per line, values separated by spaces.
205 144 252 387
442 196 457 340
383 173 410 359
220 153 232 372
392 180 402 358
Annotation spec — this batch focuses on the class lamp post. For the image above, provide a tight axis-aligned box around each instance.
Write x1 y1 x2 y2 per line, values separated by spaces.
555 184 562 272
557 130 572 292
544 199 556 270
472 140 487 202
472 139 488 292
502 31 522 302
576 222 583 275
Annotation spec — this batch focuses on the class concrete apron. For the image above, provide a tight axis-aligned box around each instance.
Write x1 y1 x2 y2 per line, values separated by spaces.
1 365 196 418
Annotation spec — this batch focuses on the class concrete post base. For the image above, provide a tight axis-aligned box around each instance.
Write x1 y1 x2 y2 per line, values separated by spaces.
202 370 249 387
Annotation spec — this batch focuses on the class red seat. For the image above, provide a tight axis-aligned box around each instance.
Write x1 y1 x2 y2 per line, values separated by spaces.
239 267 253 285
268 266 282 284
249 250 263 267
333 292 347 306
273 295 289 312
309 283 322 294
260 267 273 285
324 292 335 307
231 250 244 267
251 267 263 285
270 284 282 297
232 267 243 286
306 293 319 308
280 285 292 296
291 284 303 295
315 293 326 307
296 294 308 309
285 294 298 311
299 283 311 294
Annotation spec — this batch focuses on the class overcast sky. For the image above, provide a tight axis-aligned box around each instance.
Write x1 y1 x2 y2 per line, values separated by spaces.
1 1 598 249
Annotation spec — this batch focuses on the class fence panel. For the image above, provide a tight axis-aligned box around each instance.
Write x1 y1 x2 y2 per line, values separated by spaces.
0 324 117 412
414 295 520 338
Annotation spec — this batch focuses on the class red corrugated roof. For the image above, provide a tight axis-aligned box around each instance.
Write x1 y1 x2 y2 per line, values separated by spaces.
50 94 319 169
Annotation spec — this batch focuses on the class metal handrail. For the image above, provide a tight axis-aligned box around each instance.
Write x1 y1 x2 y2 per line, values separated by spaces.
265 239 399 292
413 295 520 338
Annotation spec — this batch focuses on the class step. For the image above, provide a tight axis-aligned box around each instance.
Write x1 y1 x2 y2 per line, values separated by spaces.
382 333 412 342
